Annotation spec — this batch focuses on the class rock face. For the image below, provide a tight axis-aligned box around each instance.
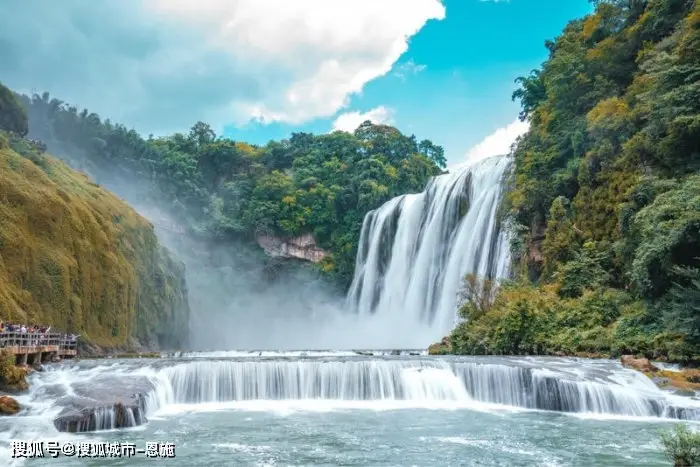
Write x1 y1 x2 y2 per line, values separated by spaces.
528 221 546 265
0 395 20 415
0 146 190 351
621 355 659 373
256 233 328 263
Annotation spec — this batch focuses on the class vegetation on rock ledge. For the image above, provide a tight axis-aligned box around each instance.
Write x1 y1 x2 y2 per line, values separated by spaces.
450 0 700 361
0 350 28 393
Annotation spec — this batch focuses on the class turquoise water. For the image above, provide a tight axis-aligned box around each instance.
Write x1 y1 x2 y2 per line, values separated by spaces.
25 403 671 466
1 353 692 466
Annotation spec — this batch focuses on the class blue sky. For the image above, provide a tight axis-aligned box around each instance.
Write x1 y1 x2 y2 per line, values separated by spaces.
223 0 593 163
0 0 593 165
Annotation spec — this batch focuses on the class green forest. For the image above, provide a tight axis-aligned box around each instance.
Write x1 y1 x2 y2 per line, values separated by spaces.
449 0 700 361
17 94 445 286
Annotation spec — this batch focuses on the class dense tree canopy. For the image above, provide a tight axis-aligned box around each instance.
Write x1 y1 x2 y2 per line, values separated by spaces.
16 93 444 286
452 0 700 359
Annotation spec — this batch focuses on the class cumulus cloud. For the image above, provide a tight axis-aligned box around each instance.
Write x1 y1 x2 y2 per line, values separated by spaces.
464 118 530 163
331 106 394 133
0 0 444 135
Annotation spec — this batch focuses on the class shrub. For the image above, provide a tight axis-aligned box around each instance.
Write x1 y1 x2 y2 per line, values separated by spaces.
660 424 700 467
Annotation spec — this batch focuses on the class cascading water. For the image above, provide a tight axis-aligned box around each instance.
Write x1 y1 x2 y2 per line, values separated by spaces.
346 155 512 335
130 355 700 420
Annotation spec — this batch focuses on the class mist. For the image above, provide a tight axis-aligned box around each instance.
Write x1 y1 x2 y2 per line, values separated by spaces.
146 208 443 350
26 135 436 351
98 175 437 351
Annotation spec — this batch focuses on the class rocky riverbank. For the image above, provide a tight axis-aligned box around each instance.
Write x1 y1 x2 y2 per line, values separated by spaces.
621 356 700 395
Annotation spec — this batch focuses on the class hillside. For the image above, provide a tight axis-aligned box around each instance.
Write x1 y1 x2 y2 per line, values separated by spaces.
448 0 700 360
18 95 445 288
0 126 189 350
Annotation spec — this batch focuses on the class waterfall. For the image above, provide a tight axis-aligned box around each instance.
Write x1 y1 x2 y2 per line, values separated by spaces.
346 155 512 334
7 355 700 444
141 358 700 420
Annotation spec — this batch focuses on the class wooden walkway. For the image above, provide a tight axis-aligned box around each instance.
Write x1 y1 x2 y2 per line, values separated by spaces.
0 332 78 364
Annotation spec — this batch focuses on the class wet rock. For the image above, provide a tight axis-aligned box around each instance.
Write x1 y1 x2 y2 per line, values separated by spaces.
0 395 21 415
652 376 670 387
674 388 696 398
52 374 154 433
621 355 658 373
54 399 146 433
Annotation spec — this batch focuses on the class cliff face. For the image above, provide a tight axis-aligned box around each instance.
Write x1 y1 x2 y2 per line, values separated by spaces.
0 137 189 350
256 233 328 263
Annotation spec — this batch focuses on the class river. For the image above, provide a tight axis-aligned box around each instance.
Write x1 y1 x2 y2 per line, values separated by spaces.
1 351 697 466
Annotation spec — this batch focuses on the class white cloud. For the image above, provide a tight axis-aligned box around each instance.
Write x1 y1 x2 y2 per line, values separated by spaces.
392 59 427 81
464 118 530 163
331 106 394 133
0 0 445 134
146 0 445 126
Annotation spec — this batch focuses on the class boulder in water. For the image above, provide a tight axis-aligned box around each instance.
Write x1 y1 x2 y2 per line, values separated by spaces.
54 400 146 433
0 395 21 415
52 373 153 433
621 355 658 373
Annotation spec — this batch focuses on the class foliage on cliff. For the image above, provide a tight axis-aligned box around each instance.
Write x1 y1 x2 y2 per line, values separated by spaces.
0 349 28 393
0 94 189 349
17 95 444 286
0 83 27 137
451 0 700 360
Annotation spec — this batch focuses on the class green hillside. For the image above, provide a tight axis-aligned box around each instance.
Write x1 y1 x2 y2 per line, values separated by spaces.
449 0 700 361
0 84 189 349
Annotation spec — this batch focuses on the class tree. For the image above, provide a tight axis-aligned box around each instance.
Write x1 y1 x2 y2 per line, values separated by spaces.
660 424 700 467
0 82 28 136
418 139 446 169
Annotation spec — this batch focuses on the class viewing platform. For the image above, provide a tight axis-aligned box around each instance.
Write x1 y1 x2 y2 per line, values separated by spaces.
0 332 78 365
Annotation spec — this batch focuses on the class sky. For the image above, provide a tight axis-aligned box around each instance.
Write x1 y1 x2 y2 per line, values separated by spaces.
0 0 592 165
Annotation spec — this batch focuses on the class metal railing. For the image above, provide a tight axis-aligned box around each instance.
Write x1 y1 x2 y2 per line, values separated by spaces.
0 332 78 353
